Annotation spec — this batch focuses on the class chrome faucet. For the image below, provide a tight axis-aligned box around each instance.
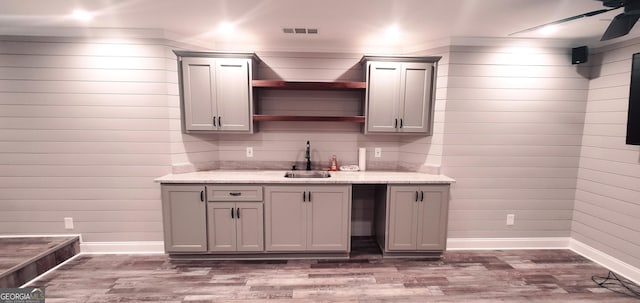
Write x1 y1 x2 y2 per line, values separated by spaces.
305 140 311 171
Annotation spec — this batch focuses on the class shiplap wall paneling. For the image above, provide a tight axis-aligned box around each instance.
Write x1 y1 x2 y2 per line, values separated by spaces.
0 36 175 241
573 40 640 269
442 45 589 238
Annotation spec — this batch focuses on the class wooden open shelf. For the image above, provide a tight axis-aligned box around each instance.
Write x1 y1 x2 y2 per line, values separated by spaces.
252 80 366 123
253 115 365 123
252 80 366 90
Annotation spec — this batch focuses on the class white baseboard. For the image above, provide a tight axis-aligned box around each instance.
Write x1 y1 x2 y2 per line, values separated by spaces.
446 237 571 250
569 239 640 285
80 241 165 254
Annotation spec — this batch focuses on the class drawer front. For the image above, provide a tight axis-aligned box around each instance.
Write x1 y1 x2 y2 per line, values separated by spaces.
207 186 263 201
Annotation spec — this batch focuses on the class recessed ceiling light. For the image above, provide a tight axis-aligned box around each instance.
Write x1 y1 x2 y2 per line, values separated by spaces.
539 25 558 35
218 22 235 34
71 9 93 21
385 24 400 39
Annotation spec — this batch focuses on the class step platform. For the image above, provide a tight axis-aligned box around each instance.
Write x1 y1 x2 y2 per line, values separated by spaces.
0 236 80 288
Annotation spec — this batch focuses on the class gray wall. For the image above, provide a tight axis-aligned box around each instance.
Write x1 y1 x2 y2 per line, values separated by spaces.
0 36 175 241
573 40 640 269
441 45 589 238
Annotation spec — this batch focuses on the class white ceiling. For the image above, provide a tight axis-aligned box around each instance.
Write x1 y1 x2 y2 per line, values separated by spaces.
0 0 637 52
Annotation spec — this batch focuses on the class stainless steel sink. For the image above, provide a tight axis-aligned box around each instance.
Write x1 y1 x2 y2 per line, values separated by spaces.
284 171 331 178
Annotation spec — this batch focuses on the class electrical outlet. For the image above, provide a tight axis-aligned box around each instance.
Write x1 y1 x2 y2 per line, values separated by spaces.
374 147 382 158
64 217 74 230
506 214 515 226
246 147 254 158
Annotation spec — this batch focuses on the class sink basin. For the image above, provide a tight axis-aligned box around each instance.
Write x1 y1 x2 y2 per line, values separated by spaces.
284 171 331 178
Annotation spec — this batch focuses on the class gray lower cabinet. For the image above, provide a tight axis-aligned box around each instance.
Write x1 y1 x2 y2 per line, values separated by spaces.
161 182 449 256
207 202 264 252
264 185 351 252
207 185 264 252
386 185 449 251
161 185 207 252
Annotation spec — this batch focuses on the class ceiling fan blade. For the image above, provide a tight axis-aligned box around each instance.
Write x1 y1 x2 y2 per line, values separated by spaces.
601 12 640 40
509 7 620 36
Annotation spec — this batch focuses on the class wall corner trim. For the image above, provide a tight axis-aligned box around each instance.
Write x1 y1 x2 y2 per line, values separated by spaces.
80 241 165 254
569 238 640 285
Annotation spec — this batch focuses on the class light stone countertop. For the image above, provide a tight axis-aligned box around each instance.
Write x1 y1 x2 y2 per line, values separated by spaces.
155 170 455 184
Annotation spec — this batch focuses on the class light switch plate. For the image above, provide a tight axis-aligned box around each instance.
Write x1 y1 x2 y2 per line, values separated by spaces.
246 147 254 158
506 214 515 226
64 217 74 230
374 147 382 158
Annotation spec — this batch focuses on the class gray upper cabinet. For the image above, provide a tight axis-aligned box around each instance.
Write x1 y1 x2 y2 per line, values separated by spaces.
175 51 257 133
386 184 449 251
264 185 351 252
161 185 207 252
363 56 440 135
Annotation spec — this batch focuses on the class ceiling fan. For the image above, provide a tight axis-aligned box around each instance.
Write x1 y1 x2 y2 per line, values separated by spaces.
511 0 640 41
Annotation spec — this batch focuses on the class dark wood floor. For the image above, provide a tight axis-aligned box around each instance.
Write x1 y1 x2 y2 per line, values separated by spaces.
30 237 637 302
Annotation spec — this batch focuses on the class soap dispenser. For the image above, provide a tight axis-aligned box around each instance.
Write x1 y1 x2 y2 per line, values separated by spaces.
330 155 338 171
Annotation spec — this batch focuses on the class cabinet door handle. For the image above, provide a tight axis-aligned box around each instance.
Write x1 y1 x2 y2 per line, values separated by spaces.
229 192 242 196
400 118 403 128
200 191 204 202
302 191 306 202
394 118 398 128
415 191 419 202
420 191 424 202
236 208 240 218
231 208 234 218
308 191 311 202
213 116 217 127
218 116 222 127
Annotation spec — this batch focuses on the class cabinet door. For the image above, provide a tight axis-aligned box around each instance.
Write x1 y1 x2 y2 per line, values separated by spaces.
387 185 419 251
236 202 264 252
181 57 217 131
306 186 351 251
366 62 401 133
207 202 236 252
215 59 252 132
264 186 306 251
416 186 449 251
399 63 433 133
161 185 207 252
